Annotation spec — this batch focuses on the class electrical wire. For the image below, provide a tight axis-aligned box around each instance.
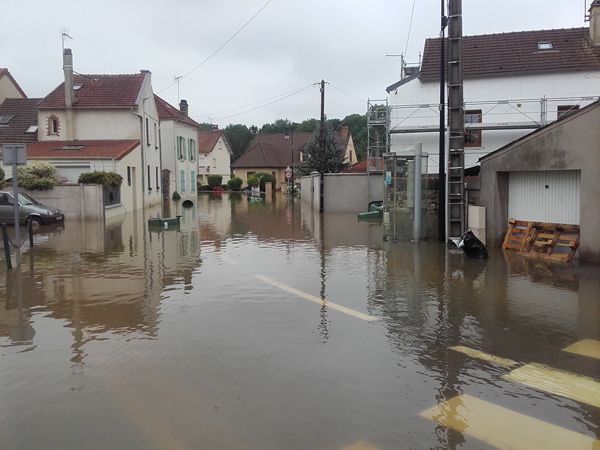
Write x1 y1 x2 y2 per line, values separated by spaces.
329 84 365 104
200 85 314 116
404 0 417 56
212 84 314 120
158 0 275 94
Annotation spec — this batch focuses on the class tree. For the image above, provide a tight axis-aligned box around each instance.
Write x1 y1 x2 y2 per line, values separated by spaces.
260 119 295 134
297 118 319 132
300 125 348 175
198 122 214 132
223 124 253 161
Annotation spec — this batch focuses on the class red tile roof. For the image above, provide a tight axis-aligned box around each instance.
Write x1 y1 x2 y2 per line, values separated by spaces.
154 95 200 127
419 27 600 82
232 129 351 169
27 140 139 160
341 159 384 173
0 68 27 98
198 130 224 154
37 74 145 109
0 98 40 143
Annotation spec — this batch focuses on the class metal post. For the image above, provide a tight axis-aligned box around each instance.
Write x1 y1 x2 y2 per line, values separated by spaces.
2 223 12 269
28 219 34 248
320 79 326 213
414 144 423 242
438 0 447 242
12 159 20 246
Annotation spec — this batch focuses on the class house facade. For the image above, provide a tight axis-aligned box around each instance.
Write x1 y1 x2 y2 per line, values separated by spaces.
197 129 232 185
0 68 27 104
480 100 600 263
387 25 600 171
232 126 357 188
155 96 200 203
32 49 162 215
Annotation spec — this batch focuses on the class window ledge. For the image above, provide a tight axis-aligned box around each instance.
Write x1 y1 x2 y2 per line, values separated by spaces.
105 203 123 210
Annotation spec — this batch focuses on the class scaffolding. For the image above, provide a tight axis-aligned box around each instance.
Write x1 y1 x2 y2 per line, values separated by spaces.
366 98 389 174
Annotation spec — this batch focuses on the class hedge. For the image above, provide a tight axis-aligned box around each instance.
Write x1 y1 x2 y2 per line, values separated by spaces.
78 171 123 187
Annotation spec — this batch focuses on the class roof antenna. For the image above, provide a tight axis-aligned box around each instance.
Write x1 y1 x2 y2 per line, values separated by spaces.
61 29 73 52
174 75 183 104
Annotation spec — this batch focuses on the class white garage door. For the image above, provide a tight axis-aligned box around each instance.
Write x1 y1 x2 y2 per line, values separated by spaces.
54 164 91 183
508 171 580 225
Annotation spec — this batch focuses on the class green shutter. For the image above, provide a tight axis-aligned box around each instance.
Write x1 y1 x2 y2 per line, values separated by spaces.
191 171 196 192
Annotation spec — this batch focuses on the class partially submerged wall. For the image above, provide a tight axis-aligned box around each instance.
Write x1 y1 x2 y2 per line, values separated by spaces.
22 184 104 219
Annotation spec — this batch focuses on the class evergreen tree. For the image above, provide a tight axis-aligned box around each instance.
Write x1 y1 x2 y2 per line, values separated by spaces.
300 125 348 175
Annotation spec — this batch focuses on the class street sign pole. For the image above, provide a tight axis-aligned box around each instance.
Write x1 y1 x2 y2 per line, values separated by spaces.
3 144 27 249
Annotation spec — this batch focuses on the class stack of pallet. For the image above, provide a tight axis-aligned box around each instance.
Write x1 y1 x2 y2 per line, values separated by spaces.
502 218 580 263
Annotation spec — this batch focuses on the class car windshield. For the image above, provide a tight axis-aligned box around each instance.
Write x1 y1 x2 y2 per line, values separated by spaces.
17 193 40 205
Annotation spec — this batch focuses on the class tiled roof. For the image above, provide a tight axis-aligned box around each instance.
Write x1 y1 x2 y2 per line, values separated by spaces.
231 129 351 169
154 95 200 127
27 140 139 160
198 130 223 154
419 27 600 82
0 68 27 98
341 159 384 173
0 98 40 143
37 74 145 109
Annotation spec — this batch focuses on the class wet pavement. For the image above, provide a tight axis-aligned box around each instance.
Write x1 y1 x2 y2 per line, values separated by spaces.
1 193 599 449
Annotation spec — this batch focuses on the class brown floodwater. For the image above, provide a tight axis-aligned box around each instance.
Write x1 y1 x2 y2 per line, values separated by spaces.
1 193 599 449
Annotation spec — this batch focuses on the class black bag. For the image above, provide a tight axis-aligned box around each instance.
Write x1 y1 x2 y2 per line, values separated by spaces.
458 230 489 259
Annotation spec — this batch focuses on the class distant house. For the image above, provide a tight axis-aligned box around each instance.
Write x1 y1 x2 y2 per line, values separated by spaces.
387 23 600 171
0 97 40 178
480 99 600 263
155 95 200 203
232 126 357 188
0 68 27 104
31 49 162 215
197 129 232 185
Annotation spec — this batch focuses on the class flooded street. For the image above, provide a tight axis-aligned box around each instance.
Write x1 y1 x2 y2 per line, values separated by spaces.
1 193 599 449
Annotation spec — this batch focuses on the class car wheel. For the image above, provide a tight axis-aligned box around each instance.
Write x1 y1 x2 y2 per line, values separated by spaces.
26 216 43 230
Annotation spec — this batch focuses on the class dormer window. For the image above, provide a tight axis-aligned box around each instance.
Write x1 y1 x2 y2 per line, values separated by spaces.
47 114 60 136
537 42 554 51
73 84 84 91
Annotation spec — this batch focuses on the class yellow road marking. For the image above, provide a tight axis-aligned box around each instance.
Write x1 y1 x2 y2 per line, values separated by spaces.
254 274 378 322
563 339 600 360
503 363 600 409
449 345 517 368
420 394 600 450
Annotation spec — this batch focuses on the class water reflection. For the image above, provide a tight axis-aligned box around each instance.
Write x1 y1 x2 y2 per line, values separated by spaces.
0 193 598 449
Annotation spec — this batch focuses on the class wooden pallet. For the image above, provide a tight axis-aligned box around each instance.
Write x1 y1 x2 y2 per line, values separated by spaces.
503 218 580 264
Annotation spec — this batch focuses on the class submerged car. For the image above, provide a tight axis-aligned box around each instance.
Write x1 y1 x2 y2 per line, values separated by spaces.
0 191 64 226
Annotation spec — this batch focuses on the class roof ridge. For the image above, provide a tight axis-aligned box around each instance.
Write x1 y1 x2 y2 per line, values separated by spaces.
425 26 588 41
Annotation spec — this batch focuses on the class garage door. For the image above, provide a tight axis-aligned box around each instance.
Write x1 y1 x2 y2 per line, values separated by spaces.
54 164 91 183
508 171 580 225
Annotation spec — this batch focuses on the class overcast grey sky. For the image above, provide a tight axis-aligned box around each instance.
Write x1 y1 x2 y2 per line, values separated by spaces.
1 0 587 127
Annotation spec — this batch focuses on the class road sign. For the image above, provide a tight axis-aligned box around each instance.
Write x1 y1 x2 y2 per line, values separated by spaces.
284 166 292 181
2 143 27 165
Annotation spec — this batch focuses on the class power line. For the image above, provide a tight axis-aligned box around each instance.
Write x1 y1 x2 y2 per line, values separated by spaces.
200 85 313 116
329 83 365 104
158 0 275 94
404 0 417 55
212 84 314 120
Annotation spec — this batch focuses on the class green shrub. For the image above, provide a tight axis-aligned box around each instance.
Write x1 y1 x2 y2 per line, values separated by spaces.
78 171 123 187
198 184 212 191
172 191 181 201
255 172 276 191
207 175 223 188
17 163 58 191
0 167 4 188
247 174 261 187
227 177 243 191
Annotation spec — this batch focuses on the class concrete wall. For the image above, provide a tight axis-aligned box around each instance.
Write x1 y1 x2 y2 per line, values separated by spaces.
300 173 384 213
480 103 600 263
22 184 104 219
389 70 600 172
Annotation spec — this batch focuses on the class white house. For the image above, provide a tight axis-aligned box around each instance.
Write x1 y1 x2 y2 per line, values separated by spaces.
155 95 200 203
197 129 232 185
30 48 162 216
387 25 600 171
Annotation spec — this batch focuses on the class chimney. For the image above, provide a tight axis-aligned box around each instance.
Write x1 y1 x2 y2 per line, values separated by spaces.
590 0 600 46
63 48 74 108
63 48 75 140
179 99 188 117
211 124 219 131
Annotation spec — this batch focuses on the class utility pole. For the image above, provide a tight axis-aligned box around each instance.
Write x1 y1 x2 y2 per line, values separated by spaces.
319 79 326 213
438 0 447 242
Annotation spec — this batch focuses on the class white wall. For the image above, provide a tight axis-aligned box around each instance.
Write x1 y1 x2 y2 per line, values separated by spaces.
389 70 600 171
21 184 104 219
171 121 200 201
